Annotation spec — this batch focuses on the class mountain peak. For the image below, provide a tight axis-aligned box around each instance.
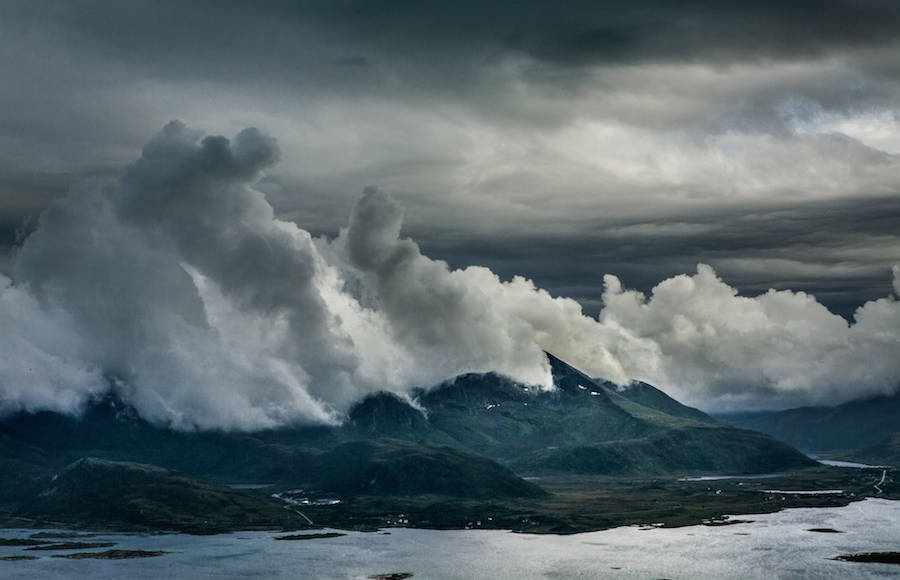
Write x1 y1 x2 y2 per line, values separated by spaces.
348 392 429 435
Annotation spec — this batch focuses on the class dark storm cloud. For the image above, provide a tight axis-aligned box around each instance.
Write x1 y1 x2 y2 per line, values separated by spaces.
504 1 900 65
7 1 900 84
139 1 900 66
1 1 898 268
0 1 899 413
3 0 899 148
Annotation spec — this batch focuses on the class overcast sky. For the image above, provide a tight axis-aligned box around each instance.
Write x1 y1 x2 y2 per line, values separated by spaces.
1 2 899 423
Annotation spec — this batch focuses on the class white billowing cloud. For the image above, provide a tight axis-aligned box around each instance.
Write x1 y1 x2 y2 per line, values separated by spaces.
336 186 551 388
595 265 900 410
1 123 898 429
0 274 104 416
11 143 342 430
4 122 558 429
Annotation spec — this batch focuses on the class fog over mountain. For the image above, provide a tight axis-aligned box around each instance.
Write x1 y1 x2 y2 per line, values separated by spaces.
1 123 897 430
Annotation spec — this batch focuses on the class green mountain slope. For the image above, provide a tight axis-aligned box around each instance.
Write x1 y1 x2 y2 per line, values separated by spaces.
298 439 547 498
21 458 300 533
514 426 809 476
598 379 718 424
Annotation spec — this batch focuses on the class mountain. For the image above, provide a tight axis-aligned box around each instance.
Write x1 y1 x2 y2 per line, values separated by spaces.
0 354 814 489
719 391 900 455
339 353 813 476
347 392 431 439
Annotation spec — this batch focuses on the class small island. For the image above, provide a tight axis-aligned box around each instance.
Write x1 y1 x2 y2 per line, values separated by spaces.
52 550 168 560
833 552 900 565
273 532 346 541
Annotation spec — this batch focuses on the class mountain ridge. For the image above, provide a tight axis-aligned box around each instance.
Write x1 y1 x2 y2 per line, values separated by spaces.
0 354 814 485
719 390 900 455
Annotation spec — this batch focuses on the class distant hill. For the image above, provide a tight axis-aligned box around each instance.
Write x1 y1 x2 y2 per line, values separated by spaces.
21 457 300 533
0 432 50 500
1 444 545 532
719 391 900 455
851 433 900 467
0 399 321 483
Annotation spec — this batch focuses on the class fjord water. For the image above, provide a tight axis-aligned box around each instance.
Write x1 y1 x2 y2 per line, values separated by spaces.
2 499 897 579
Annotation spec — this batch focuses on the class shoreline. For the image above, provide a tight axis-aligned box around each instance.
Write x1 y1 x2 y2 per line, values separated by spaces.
1 493 895 539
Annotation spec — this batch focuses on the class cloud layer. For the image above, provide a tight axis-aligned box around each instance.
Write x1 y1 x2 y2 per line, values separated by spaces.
2 1 899 330
2 123 898 429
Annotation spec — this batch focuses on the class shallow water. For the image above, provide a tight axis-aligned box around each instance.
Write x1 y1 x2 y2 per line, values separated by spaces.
678 473 784 481
1 498 898 579
818 459 888 469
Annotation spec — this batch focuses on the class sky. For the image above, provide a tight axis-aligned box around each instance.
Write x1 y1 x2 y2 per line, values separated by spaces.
1 1 899 428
